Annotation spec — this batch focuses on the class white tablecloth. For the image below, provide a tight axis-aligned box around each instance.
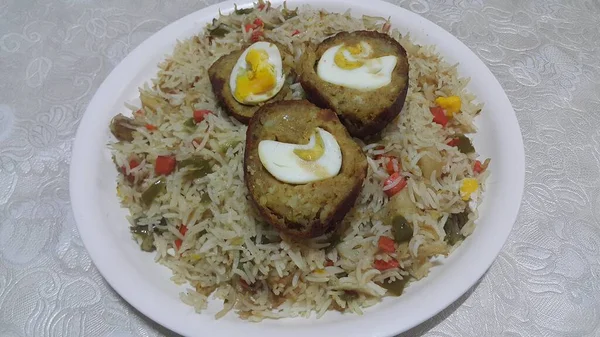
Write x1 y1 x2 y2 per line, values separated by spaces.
1 0 599 336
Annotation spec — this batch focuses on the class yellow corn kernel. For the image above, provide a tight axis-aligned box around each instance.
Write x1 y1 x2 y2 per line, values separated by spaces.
190 254 202 261
435 96 461 117
460 178 478 201
231 237 244 245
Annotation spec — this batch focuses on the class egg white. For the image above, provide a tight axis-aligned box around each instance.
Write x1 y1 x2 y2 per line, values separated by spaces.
229 41 285 105
258 128 342 184
317 44 397 91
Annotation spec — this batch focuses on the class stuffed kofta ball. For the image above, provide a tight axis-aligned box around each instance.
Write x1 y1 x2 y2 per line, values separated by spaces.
299 30 409 138
244 100 368 239
209 40 294 124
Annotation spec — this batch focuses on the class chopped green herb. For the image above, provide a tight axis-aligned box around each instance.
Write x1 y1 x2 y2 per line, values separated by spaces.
444 209 469 245
130 221 158 252
141 178 166 206
179 156 208 168
184 169 211 181
220 140 241 153
282 2 298 19
181 157 213 181
234 4 254 15
456 135 475 154
209 25 230 38
391 215 412 243
340 290 359 302
262 21 276 30
183 117 196 128
130 226 150 235
140 234 155 252
200 192 211 204
130 218 168 252
131 218 167 235
380 277 409 296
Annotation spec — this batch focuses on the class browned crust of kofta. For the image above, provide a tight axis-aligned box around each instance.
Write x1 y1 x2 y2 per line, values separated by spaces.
298 30 410 138
208 41 295 124
244 100 368 239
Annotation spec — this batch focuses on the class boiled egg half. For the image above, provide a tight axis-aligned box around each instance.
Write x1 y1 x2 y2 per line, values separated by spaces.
317 41 397 91
229 42 285 105
258 128 342 184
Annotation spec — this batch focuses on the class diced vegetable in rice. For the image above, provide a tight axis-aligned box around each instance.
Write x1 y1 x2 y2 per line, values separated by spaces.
109 1 489 321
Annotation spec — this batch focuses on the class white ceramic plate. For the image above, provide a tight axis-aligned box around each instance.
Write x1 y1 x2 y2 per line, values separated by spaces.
69 0 525 336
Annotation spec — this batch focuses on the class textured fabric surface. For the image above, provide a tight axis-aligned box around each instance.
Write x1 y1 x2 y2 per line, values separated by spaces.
1 0 599 336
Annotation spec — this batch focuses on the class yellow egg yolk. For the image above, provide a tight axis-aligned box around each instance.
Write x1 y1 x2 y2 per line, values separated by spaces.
460 178 479 201
234 49 276 101
334 43 368 70
293 129 325 161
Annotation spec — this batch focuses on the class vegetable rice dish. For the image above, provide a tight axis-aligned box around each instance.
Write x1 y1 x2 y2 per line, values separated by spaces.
109 1 490 321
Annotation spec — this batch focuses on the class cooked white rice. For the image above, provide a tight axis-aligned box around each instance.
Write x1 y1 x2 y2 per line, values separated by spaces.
110 1 489 321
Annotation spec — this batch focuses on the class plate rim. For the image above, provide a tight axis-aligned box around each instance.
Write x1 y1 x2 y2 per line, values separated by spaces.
69 0 525 336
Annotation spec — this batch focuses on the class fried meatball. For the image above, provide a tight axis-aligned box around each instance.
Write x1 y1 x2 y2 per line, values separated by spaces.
208 41 295 124
298 30 409 138
244 100 368 239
